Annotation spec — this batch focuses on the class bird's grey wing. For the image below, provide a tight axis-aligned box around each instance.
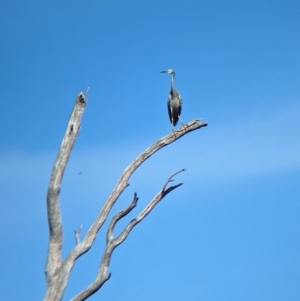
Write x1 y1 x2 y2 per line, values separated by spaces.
178 94 182 117
167 95 173 124
178 103 182 117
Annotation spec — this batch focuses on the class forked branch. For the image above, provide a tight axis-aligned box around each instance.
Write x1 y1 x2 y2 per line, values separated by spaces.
71 169 185 301
74 224 83 245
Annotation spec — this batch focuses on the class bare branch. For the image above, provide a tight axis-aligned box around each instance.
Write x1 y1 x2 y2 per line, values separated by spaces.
114 168 185 246
71 169 185 301
74 224 83 245
107 192 139 243
161 168 186 192
44 92 87 300
68 120 207 260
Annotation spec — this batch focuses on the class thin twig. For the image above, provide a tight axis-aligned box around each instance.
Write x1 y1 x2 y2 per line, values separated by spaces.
74 224 83 245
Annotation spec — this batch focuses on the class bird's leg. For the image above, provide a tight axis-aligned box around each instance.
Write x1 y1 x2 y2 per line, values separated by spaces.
178 116 187 130
171 125 176 138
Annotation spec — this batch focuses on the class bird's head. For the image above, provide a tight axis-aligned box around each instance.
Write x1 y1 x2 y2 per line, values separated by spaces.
160 69 175 74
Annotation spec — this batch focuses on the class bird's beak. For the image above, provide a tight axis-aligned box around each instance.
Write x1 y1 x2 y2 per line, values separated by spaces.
160 70 168 73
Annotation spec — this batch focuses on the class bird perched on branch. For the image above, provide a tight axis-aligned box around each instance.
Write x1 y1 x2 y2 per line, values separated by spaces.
161 69 185 131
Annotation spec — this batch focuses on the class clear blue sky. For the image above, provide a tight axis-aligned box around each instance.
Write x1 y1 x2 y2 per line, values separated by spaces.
0 1 299 300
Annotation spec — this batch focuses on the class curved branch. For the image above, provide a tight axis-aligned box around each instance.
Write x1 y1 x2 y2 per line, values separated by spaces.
115 168 185 246
71 169 186 301
106 192 139 243
69 120 207 259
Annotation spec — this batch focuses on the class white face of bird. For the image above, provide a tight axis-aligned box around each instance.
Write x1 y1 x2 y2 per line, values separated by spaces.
160 69 175 74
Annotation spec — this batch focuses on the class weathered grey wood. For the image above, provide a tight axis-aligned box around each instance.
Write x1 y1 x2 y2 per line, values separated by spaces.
44 93 207 301
70 169 186 301
72 119 208 259
44 93 87 301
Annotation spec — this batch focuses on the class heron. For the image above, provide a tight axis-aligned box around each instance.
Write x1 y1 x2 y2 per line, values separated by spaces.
160 69 185 132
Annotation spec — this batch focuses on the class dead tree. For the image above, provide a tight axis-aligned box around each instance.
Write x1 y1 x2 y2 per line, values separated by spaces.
44 91 208 301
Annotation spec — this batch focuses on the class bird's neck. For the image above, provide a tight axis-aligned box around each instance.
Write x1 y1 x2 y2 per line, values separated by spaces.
171 73 175 90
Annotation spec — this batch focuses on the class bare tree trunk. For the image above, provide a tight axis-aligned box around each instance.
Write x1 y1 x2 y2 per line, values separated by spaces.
44 92 207 301
44 93 87 301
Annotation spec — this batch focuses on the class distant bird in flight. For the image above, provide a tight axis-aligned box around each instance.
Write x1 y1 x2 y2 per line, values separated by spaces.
160 69 185 131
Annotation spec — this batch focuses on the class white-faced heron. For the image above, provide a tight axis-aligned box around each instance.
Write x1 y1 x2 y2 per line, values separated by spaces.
161 69 185 131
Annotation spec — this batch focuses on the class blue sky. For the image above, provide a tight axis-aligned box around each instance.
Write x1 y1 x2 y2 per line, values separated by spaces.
0 0 299 300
